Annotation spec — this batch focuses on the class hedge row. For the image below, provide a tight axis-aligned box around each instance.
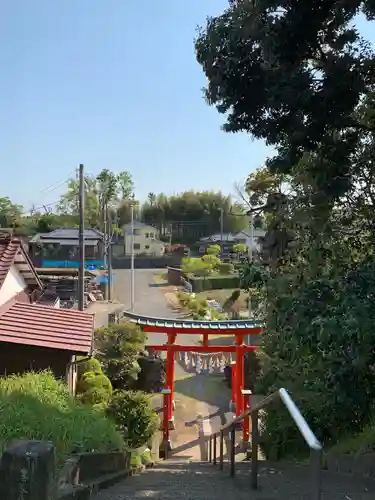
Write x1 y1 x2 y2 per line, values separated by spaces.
187 274 240 292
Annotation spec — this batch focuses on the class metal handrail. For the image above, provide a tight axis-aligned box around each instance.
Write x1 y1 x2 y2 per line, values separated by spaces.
208 388 322 500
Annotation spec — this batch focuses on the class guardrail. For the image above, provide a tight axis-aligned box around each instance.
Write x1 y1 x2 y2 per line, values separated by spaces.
208 388 323 500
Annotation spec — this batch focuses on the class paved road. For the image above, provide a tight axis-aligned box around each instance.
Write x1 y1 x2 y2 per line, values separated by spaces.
112 269 174 317
112 269 200 348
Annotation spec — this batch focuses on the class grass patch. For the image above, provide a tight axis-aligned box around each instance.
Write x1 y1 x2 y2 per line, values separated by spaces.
0 371 125 467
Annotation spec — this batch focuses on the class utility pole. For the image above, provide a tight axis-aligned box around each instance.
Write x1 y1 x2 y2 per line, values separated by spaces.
78 163 85 311
220 207 224 242
107 207 112 302
130 200 135 311
103 202 108 300
103 205 108 269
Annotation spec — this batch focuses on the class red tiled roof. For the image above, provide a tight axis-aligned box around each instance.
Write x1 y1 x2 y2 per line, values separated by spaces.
0 236 20 287
0 298 94 353
0 234 42 289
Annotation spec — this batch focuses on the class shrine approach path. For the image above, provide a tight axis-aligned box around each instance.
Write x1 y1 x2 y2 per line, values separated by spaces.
112 269 231 460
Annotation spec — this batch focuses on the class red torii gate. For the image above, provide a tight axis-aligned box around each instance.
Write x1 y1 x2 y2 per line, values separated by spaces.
123 312 264 452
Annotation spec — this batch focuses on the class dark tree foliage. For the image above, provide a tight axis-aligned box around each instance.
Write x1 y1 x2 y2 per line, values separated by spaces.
195 0 375 201
197 1 375 458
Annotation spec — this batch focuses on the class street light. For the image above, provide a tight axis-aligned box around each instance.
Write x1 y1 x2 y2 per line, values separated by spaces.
130 194 135 312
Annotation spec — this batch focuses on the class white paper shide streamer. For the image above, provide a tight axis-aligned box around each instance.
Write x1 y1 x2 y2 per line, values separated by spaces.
179 351 234 374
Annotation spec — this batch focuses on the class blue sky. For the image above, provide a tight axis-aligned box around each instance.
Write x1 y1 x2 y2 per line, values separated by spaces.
1 2 374 210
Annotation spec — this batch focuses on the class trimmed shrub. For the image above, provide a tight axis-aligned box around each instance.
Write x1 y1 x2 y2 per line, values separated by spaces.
78 371 112 392
202 254 221 269
177 291 193 307
80 387 112 406
218 262 235 275
76 357 102 378
0 371 125 466
106 390 159 449
206 244 221 255
188 274 240 292
77 371 113 406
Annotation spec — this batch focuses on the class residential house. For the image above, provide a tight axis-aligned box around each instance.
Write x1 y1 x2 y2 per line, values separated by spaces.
233 229 266 253
196 229 266 256
0 234 94 391
29 228 104 268
121 222 165 256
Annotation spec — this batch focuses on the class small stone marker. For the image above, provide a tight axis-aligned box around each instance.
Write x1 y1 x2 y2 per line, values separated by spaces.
0 440 56 500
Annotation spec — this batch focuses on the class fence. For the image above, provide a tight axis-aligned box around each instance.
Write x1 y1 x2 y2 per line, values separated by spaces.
111 255 182 269
207 388 323 500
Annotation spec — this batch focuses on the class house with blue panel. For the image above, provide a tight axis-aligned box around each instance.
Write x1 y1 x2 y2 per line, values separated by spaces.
28 228 105 269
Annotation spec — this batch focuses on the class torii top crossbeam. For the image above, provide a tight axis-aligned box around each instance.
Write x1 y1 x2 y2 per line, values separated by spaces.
122 311 264 336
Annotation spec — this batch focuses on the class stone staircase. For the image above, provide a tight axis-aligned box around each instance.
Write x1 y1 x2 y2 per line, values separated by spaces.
94 458 375 499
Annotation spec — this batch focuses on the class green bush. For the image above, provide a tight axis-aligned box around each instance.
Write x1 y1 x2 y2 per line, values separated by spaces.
0 371 125 467
206 244 221 255
78 371 112 393
253 256 375 460
202 254 221 269
177 291 193 307
244 350 263 392
188 299 199 311
188 274 240 292
197 306 208 317
106 390 159 449
218 262 235 275
328 414 375 455
80 387 112 406
77 371 113 406
233 243 247 254
181 257 212 276
141 448 154 465
131 451 142 467
199 298 208 308
94 322 145 390
76 357 102 378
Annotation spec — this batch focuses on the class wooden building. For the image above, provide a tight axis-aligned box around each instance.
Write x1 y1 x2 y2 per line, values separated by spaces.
0 234 94 391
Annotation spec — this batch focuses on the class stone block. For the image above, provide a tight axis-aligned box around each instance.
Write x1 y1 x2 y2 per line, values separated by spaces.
0 440 55 500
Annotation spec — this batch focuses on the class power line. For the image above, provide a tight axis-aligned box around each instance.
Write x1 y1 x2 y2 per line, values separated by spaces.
39 169 77 193
25 169 77 215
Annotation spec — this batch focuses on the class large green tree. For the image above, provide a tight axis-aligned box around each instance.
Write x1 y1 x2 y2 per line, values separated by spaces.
57 169 134 229
197 1 375 458
0 197 23 228
141 191 247 242
195 0 375 204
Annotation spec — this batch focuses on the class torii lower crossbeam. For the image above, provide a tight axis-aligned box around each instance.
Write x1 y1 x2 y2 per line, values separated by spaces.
148 345 257 352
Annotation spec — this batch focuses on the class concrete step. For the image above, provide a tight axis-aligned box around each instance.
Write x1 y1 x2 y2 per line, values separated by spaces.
93 459 375 499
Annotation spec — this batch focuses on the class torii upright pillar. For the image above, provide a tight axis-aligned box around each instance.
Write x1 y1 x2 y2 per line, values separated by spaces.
235 333 245 417
165 332 176 429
